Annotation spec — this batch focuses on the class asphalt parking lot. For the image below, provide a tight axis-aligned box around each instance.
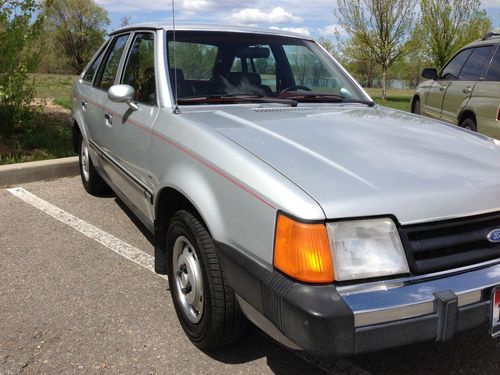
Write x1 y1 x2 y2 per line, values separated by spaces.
1 177 499 374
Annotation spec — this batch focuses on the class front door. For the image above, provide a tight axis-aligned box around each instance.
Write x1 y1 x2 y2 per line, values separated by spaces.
104 31 159 221
423 49 472 120
441 46 494 124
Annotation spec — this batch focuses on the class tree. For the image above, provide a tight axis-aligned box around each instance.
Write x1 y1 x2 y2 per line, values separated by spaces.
420 0 491 68
42 0 110 73
0 0 44 139
336 0 417 99
119 16 131 28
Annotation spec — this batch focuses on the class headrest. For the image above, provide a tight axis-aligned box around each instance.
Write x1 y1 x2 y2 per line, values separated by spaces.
227 72 262 86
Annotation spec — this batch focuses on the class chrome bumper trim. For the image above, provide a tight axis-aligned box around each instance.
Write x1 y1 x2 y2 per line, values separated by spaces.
339 263 500 327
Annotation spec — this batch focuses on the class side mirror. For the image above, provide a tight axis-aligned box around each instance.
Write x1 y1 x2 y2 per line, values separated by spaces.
108 84 139 111
421 68 438 80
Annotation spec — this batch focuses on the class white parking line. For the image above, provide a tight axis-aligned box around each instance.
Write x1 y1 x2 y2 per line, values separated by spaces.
7 187 167 280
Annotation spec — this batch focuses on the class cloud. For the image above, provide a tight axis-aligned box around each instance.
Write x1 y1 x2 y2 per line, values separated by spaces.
227 7 302 25
318 24 346 37
269 26 311 36
96 0 242 13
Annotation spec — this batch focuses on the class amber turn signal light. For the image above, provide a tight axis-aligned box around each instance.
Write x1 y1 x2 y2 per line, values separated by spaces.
273 214 334 283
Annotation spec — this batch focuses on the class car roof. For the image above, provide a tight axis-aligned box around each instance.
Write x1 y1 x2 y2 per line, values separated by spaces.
109 22 314 41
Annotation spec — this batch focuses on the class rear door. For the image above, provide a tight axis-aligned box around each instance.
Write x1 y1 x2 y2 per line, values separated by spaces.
88 33 130 154
441 46 494 124
103 31 159 220
78 41 108 146
423 49 472 120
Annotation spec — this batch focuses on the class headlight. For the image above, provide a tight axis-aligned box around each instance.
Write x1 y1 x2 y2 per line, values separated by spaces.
326 218 409 281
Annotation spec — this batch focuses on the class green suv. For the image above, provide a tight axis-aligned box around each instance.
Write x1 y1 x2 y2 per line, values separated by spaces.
412 32 500 138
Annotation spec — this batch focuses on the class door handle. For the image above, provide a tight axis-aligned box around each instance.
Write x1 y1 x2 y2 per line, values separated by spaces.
81 101 88 110
439 86 446 92
462 87 472 95
104 113 113 126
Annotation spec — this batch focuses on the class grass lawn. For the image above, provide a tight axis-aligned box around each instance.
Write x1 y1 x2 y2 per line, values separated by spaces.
364 88 414 112
0 74 77 165
33 73 77 110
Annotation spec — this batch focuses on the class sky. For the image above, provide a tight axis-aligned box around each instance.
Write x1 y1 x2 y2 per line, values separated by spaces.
95 0 500 38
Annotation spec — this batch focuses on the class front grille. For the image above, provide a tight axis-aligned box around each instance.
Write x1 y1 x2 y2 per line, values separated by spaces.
399 212 500 274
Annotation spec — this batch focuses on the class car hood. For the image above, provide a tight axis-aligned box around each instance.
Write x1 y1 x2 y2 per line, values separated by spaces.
183 104 500 224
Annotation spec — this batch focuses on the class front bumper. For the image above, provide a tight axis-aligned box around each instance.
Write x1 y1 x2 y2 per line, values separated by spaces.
216 241 500 356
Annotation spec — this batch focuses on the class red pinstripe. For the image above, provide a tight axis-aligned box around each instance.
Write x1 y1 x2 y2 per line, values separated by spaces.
79 95 276 210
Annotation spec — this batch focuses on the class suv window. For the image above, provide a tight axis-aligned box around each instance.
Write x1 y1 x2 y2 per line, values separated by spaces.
96 34 129 90
440 49 473 81
122 33 156 106
83 42 108 83
458 46 494 81
486 47 500 81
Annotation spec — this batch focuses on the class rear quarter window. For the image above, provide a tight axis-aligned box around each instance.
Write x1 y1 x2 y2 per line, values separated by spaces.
486 47 500 81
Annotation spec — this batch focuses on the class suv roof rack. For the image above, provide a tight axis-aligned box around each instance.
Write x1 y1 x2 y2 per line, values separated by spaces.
482 31 500 40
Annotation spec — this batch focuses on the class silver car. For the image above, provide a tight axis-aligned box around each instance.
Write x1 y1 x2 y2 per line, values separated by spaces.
70 23 500 356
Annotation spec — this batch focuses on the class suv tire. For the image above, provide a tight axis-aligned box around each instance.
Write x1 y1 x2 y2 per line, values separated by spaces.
460 118 477 132
167 210 247 349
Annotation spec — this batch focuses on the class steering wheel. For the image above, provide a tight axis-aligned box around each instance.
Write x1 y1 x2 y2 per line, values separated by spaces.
279 85 312 95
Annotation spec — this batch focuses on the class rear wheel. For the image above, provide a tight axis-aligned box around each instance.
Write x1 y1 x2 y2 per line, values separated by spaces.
78 135 109 194
167 210 246 349
460 117 477 132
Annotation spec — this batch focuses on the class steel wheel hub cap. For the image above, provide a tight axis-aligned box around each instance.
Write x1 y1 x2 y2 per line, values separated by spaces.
173 236 204 323
81 144 90 181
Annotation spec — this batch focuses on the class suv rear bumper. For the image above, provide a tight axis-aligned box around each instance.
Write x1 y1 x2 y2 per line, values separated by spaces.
216 241 500 356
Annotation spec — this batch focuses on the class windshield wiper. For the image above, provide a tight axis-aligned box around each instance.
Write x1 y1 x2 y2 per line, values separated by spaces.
279 93 375 106
177 94 298 107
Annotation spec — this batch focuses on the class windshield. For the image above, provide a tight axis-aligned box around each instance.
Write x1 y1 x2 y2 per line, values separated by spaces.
166 31 368 105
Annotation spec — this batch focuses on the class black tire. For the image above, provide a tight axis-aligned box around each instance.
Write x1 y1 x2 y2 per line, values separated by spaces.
167 210 247 350
460 117 477 132
412 98 421 115
78 135 109 195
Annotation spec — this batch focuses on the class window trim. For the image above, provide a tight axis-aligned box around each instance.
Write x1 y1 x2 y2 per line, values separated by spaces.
94 32 132 92
81 39 111 86
456 45 496 81
483 44 500 82
438 45 496 82
120 30 159 107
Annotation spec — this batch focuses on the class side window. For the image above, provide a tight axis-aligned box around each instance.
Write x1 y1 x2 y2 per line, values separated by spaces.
458 46 493 81
82 41 108 83
95 34 129 91
486 47 500 81
439 49 473 81
122 33 156 106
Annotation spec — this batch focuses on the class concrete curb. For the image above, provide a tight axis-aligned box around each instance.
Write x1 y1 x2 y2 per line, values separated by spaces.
0 156 79 187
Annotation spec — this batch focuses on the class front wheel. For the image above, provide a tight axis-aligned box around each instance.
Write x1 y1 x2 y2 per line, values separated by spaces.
167 210 246 349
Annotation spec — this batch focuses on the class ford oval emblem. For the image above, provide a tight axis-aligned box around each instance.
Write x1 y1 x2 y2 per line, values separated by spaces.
487 229 500 243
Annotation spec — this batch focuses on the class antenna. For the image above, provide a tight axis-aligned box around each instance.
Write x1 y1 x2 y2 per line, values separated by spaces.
171 0 180 114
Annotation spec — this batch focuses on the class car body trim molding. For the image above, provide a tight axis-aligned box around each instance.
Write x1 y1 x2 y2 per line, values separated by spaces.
79 95 276 210
88 138 154 201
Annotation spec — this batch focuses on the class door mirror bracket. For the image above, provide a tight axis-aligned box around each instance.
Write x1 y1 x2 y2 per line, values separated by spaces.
108 84 139 111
